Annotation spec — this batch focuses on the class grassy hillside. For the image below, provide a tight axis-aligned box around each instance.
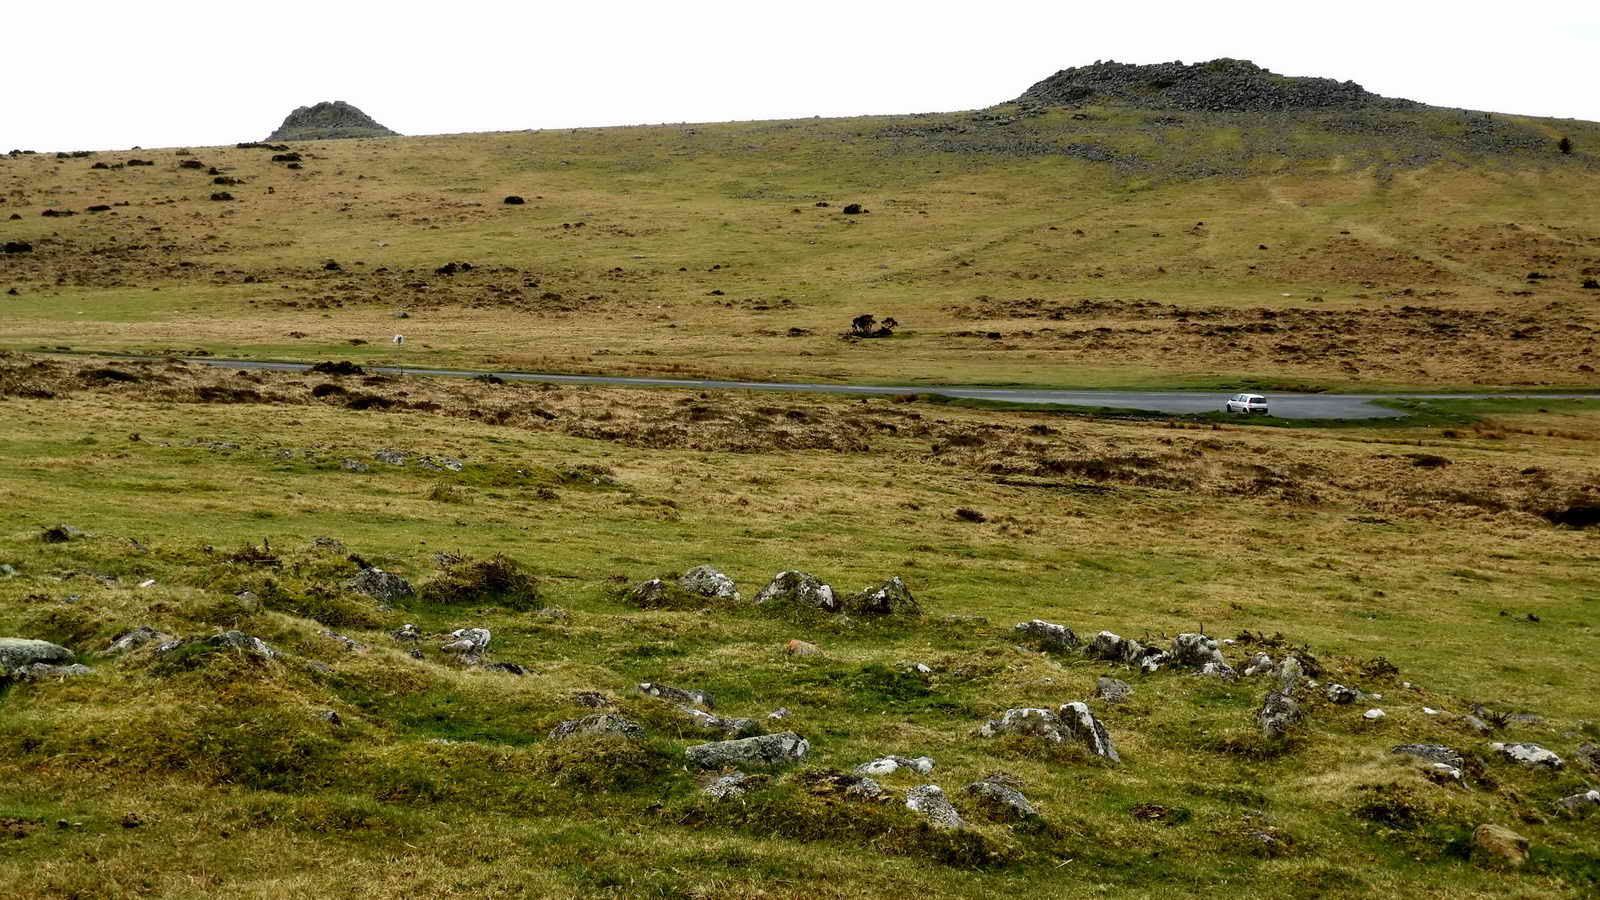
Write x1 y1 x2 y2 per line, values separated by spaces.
1 354 1598 897
4 101 1600 391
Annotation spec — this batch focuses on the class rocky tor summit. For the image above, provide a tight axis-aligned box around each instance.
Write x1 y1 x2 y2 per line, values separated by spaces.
1015 57 1415 112
266 100 399 142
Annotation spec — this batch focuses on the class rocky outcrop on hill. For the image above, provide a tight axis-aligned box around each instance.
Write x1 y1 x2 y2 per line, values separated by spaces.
266 101 398 142
1015 58 1413 113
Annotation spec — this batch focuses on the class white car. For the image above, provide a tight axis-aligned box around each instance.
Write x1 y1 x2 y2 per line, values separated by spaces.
1225 393 1269 415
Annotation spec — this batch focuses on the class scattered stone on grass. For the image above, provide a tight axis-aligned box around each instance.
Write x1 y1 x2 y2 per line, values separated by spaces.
843 576 921 616
1276 656 1305 692
549 713 643 741
1472 824 1530 867
684 731 808 769
784 639 820 657
753 571 837 612
905 785 964 829
317 630 367 652
344 566 415 606
201 631 280 659
1326 683 1358 704
678 565 740 603
1243 652 1275 677
677 705 758 737
1575 743 1600 772
373 449 407 465
1363 708 1386 721
1014 619 1080 652
979 707 1065 741
964 777 1038 820
638 682 715 709
1085 630 1167 671
767 707 790 720
15 663 92 680
484 662 526 676
391 623 421 643
1258 690 1302 739
1169 632 1234 678
0 639 73 670
1058 701 1120 763
441 628 491 664
1554 790 1600 817
853 755 935 777
701 771 769 801
1459 715 1494 735
1490 742 1563 769
1095 675 1133 704
105 626 173 655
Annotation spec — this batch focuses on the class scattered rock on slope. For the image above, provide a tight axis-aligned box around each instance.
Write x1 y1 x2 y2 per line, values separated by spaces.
266 101 399 142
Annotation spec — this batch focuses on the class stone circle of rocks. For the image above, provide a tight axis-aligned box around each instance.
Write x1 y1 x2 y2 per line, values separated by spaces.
684 731 808 769
853 755 935 777
905 785 965 829
549 713 643 741
753 571 836 612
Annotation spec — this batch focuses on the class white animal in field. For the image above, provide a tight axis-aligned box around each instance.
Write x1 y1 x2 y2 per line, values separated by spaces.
392 335 405 344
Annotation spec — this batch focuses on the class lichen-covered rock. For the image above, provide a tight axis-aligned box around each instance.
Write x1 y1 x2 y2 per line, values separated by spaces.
753 571 836 612
1085 630 1165 671
847 777 887 801
1472 824 1530 866
1554 790 1600 817
1171 633 1235 678
15 663 92 681
685 732 808 769
784 639 820 657
441 628 490 664
1257 690 1301 739
978 707 1064 742
1490 742 1563 770
1327 683 1358 704
678 565 740 603
0 638 73 669
905 785 964 829
853 755 935 777
318 630 367 652
1275 656 1305 692
391 623 421 643
1391 743 1464 770
105 626 173 655
964 777 1038 820
1096 676 1132 704
549 713 643 741
203 631 280 659
1058 701 1120 763
677 705 758 738
638 682 715 709
701 771 769 801
1243 651 1275 677
344 566 414 606
1014 619 1079 652
843 576 921 617
1459 715 1494 735
1576 743 1600 773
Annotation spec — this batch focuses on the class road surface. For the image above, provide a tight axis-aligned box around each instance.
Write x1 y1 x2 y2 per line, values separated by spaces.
175 357 1599 420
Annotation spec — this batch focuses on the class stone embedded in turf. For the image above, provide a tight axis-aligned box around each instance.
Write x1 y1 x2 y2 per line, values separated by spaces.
678 565 740 603
753 571 837 612
549 713 644 741
1058 701 1120 763
1491 742 1563 770
964 777 1038 821
344 566 415 606
1258 690 1302 739
1014 619 1080 652
843 576 921 617
1096 676 1133 704
853 755 935 777
905 785 964 829
638 682 715 709
105 626 173 655
684 731 809 769
441 628 491 664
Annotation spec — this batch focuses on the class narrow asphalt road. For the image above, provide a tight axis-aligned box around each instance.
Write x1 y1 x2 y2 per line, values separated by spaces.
180 357 1600 420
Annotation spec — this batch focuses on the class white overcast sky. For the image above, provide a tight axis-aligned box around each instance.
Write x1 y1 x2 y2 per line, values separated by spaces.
4 1 1598 151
